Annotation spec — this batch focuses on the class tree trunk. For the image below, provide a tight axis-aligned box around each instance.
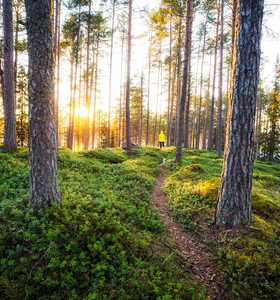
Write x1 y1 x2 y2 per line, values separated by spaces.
215 0 264 227
184 13 193 149
107 0 116 147
92 41 99 149
145 36 152 146
192 43 201 148
195 19 207 149
202 52 212 149
56 0 61 148
208 5 220 151
175 0 192 163
125 0 132 150
216 0 224 158
14 6 19 92
25 0 60 207
119 31 125 147
139 73 143 146
168 61 177 146
153 51 161 146
67 55 74 149
166 19 173 146
2 0 17 152
84 0 92 150
89 44 95 148
77 49 83 151
175 18 182 145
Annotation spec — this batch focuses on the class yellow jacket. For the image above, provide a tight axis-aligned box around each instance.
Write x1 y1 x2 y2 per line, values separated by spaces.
159 131 165 142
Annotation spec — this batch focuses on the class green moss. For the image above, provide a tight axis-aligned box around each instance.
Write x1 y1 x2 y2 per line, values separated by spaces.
163 148 280 299
252 188 280 222
0 147 202 300
83 148 126 163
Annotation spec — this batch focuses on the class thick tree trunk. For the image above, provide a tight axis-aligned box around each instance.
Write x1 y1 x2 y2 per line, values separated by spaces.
175 0 192 162
215 0 264 227
2 0 17 152
25 0 60 207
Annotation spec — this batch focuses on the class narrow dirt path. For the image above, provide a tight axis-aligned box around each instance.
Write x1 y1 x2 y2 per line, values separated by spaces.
152 168 227 300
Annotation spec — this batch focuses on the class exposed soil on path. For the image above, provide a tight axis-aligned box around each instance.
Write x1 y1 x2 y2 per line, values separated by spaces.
152 167 228 300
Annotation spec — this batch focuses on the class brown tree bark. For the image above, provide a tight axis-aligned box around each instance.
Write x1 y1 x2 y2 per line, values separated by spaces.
84 0 92 150
175 0 192 162
216 0 224 158
92 41 99 149
175 18 182 144
184 13 193 149
25 0 60 207
166 19 173 146
118 31 125 147
195 19 207 149
139 73 143 146
67 55 74 149
208 5 220 151
202 52 212 149
215 0 264 227
145 36 152 146
56 0 61 148
125 0 132 150
107 0 116 147
2 0 17 152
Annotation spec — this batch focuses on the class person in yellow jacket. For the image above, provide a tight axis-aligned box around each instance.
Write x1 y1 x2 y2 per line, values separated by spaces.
159 131 166 149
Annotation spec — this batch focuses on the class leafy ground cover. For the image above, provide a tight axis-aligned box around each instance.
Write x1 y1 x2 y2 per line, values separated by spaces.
0 147 204 300
162 147 280 299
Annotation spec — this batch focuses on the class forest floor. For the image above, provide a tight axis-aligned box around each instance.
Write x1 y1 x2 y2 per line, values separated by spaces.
1 146 280 299
160 147 280 300
152 167 227 300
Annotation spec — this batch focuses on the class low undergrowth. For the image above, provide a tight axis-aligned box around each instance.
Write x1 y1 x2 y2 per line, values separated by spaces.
0 147 203 300
162 147 280 299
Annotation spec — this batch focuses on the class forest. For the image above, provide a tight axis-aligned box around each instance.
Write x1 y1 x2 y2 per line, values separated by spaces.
0 0 280 299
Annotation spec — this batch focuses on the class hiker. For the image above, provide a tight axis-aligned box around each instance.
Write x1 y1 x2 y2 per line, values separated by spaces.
159 131 165 149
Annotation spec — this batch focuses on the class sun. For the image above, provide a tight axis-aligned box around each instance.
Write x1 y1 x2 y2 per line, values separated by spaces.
76 105 89 119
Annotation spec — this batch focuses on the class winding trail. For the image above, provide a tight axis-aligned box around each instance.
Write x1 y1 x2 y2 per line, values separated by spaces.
152 167 228 300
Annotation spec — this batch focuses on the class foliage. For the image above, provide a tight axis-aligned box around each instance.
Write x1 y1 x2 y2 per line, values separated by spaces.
259 58 280 161
163 149 280 299
0 147 203 300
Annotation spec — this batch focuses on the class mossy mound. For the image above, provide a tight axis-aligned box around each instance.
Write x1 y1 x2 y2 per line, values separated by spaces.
83 148 126 163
